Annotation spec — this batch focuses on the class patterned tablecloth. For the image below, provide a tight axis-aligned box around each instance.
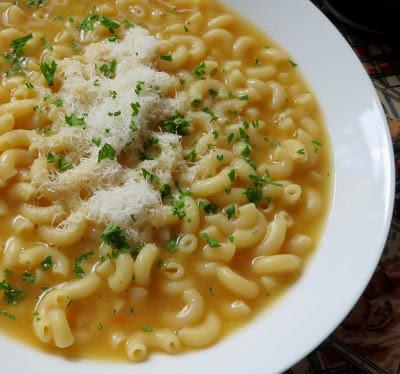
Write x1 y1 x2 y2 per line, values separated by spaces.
287 2 400 374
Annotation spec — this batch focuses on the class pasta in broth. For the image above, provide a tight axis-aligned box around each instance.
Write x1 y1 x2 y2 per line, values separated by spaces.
0 0 331 362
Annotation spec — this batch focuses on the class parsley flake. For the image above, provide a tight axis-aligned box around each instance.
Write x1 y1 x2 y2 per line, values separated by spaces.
21 272 36 284
65 114 85 127
74 252 94 278
40 60 57 86
161 54 173 61
161 112 191 136
40 256 52 271
98 143 116 162
201 233 220 248
99 59 117 78
0 308 15 320
225 204 236 220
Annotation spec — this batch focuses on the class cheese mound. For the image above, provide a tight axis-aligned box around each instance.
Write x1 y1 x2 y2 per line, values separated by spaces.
31 28 187 236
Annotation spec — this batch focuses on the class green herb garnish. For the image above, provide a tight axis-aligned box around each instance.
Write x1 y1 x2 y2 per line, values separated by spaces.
161 54 173 61
74 252 94 278
40 60 57 86
201 233 220 248
99 59 117 78
65 114 85 127
40 256 52 271
21 272 36 284
47 152 73 171
98 143 116 162
161 112 191 136
225 204 236 220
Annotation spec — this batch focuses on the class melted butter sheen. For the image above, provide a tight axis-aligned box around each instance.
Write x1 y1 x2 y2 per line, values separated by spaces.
0 0 331 361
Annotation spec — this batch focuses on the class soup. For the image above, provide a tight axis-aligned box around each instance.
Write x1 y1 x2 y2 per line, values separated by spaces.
0 0 331 362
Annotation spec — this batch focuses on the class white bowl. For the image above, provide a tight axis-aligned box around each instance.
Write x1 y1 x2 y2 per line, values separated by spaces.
1 0 394 372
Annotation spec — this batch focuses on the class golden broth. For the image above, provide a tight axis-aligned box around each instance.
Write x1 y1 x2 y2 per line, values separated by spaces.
0 0 331 361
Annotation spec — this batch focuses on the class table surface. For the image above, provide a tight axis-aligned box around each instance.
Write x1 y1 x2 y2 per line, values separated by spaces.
288 2 400 373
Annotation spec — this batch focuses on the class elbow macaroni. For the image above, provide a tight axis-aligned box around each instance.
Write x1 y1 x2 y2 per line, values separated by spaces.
0 0 330 363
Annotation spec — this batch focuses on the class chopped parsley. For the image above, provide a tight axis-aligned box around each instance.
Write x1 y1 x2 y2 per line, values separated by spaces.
53 98 63 107
143 136 159 153
99 59 117 78
209 88 218 97
100 225 132 256
184 148 197 162
225 204 236 220
202 107 218 124
40 256 52 271
166 235 182 252
243 170 283 205
140 326 153 333
3 51 28 77
40 60 57 86
228 235 234 243
65 113 85 127
288 59 298 67
216 154 224 161
47 152 73 171
100 16 120 33
135 80 145 95
3 269 13 278
78 12 99 32
171 192 187 220
191 99 201 108
92 137 101 146
142 168 159 184
160 184 172 200
157 259 165 270
199 200 218 215
193 62 206 79
109 90 117 99
227 133 235 143
201 233 220 248
239 127 250 143
98 143 116 162
11 34 33 54
208 286 216 295
74 251 94 278
130 101 141 116
161 54 173 61
255 57 261 67
161 112 191 136
243 187 263 206
0 308 15 320
296 148 306 155
27 0 46 7
25 80 34 89
239 95 249 101
228 169 236 182
0 280 23 305
21 272 36 284
311 140 323 153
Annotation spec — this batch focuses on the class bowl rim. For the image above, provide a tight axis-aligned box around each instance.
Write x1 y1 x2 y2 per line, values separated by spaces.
0 1 395 373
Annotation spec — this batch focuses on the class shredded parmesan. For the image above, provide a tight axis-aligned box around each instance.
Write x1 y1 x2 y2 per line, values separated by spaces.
32 28 188 237
85 180 160 231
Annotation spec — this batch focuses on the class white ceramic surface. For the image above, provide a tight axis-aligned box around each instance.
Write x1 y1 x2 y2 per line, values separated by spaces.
1 0 394 373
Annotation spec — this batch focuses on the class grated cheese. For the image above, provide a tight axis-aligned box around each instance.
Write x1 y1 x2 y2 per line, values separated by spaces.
32 28 188 237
